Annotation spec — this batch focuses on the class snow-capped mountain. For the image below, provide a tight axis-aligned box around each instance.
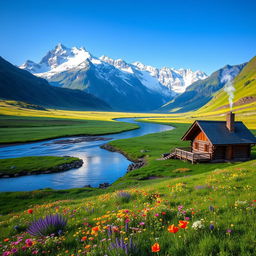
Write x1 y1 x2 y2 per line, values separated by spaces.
20 44 207 111
99 56 207 94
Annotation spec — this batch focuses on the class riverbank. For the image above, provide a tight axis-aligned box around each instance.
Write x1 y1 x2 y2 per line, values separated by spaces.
0 156 83 178
0 116 139 144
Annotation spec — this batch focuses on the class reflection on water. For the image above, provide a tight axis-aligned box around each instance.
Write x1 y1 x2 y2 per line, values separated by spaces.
0 118 173 191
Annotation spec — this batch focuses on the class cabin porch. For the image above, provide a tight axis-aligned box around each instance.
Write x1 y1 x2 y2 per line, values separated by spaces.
174 147 211 163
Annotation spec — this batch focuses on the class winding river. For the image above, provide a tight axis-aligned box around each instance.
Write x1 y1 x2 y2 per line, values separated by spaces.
0 118 173 192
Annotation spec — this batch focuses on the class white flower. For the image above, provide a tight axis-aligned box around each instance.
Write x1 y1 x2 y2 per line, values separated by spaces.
192 220 205 230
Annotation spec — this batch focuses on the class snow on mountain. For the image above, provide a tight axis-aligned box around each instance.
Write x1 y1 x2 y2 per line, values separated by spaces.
131 62 208 94
21 44 207 95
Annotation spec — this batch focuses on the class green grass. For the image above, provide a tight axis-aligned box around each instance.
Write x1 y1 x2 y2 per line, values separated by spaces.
0 159 255 255
0 156 81 175
0 116 138 143
0 121 255 255
108 123 256 187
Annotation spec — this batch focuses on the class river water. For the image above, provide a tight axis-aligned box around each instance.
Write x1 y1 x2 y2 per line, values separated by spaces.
0 118 173 192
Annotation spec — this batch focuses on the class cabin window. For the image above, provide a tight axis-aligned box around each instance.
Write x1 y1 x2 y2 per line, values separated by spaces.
204 144 209 152
194 142 199 150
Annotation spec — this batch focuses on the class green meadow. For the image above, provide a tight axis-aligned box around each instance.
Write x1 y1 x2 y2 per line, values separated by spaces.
0 107 255 255
0 115 138 144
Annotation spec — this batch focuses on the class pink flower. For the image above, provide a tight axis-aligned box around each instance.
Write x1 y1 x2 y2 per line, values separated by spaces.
185 217 190 220
125 218 130 223
25 239 33 247
2 251 11 256
32 250 39 254
139 222 145 226
155 213 159 217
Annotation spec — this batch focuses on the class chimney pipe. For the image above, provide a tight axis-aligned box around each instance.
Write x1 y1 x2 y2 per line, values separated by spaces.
226 112 235 132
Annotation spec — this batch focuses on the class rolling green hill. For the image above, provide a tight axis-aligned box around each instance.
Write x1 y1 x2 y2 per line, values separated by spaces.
0 57 110 110
198 56 256 113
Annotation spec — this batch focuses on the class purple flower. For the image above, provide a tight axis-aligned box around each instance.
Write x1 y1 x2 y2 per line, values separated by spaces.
110 237 137 255
209 224 214 231
27 214 67 237
117 192 132 203
209 206 215 212
226 229 232 234
11 248 18 254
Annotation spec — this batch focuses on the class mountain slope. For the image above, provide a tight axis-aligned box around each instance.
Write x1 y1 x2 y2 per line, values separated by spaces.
198 56 256 113
20 44 208 111
0 57 110 110
159 63 246 113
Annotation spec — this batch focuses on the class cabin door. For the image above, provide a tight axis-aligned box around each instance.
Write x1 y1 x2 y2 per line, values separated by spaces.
225 146 233 160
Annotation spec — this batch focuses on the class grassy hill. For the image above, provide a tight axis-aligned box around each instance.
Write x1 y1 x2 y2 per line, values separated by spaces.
198 56 256 113
0 57 110 111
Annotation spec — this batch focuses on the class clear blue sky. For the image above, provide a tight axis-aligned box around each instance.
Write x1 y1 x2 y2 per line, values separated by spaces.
0 0 255 74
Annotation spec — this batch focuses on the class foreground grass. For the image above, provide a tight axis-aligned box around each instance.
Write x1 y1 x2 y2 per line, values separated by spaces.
0 156 81 176
0 160 255 255
0 116 138 144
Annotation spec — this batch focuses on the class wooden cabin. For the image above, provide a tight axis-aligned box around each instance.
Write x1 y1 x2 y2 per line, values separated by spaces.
172 112 256 163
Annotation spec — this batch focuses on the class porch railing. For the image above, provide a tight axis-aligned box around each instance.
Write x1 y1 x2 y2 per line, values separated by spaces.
175 147 211 163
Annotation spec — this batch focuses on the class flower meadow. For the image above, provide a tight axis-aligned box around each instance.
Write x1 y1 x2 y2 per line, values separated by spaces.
0 160 255 256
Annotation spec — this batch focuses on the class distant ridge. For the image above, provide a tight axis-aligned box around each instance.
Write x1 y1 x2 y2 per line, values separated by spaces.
159 63 246 113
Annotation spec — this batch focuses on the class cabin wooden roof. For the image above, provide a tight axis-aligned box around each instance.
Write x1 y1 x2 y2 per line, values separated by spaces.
181 120 256 145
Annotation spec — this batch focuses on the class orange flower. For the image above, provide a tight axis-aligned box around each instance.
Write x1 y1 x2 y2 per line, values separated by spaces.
92 226 99 232
178 220 189 229
81 236 87 241
27 209 33 214
151 242 160 252
4 238 9 242
168 224 179 233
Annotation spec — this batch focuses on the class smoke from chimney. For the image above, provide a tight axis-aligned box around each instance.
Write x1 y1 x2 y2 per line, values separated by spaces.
222 74 235 110
226 112 235 132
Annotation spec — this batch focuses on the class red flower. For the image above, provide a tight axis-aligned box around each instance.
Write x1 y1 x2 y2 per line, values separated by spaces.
178 220 189 229
161 212 166 215
168 224 179 233
151 243 160 252
27 209 33 214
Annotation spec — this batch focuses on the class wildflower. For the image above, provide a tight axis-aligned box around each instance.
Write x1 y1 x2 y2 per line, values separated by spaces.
151 243 160 252
161 212 166 215
25 239 33 247
92 226 99 232
226 229 232 235
178 205 184 211
27 214 67 237
81 236 87 241
2 251 11 256
27 209 33 214
155 213 159 217
178 220 189 229
139 222 145 226
4 238 9 242
11 248 18 254
209 224 214 231
209 206 215 212
168 225 179 233
192 220 204 230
